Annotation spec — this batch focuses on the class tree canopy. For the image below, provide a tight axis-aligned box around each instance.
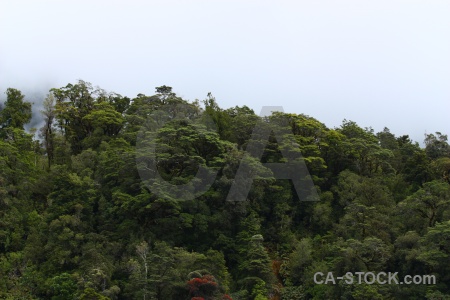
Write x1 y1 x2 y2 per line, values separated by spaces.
0 81 449 299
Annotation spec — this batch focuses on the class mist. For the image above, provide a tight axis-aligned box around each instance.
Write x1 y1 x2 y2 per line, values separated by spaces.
0 82 51 137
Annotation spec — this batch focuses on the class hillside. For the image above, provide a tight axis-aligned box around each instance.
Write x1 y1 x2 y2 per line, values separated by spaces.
1 80 450 299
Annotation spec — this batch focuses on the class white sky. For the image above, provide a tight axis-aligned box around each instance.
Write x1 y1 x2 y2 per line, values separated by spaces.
1 0 449 144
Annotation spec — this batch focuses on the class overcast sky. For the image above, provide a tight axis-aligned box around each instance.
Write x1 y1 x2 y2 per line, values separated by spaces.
1 0 449 144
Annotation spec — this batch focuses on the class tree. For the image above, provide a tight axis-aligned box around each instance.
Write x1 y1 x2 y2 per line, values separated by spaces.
377 127 398 151
336 120 394 176
47 273 78 300
432 157 450 184
417 220 450 293
40 93 56 168
123 86 200 145
399 180 450 231
333 170 395 242
126 241 230 300
282 238 313 286
223 105 259 148
187 274 219 299
425 132 450 160
203 93 232 141
51 80 126 154
83 102 124 137
0 88 32 135
51 81 96 154
340 237 392 272
238 234 275 298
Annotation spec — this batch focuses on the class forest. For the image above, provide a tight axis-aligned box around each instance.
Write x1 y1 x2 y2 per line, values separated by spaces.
1 80 450 299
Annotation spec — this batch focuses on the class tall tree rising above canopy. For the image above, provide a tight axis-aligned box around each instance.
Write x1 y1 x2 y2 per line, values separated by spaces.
0 88 32 131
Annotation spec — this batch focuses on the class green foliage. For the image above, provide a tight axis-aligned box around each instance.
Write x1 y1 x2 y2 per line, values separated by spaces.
425 132 450 160
417 221 450 292
1 82 450 299
48 273 78 300
0 88 32 130
51 80 128 154
40 93 56 167
399 180 450 232
79 287 109 300
203 93 232 141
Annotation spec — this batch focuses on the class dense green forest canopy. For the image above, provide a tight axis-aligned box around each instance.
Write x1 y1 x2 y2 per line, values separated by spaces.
0 80 450 299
